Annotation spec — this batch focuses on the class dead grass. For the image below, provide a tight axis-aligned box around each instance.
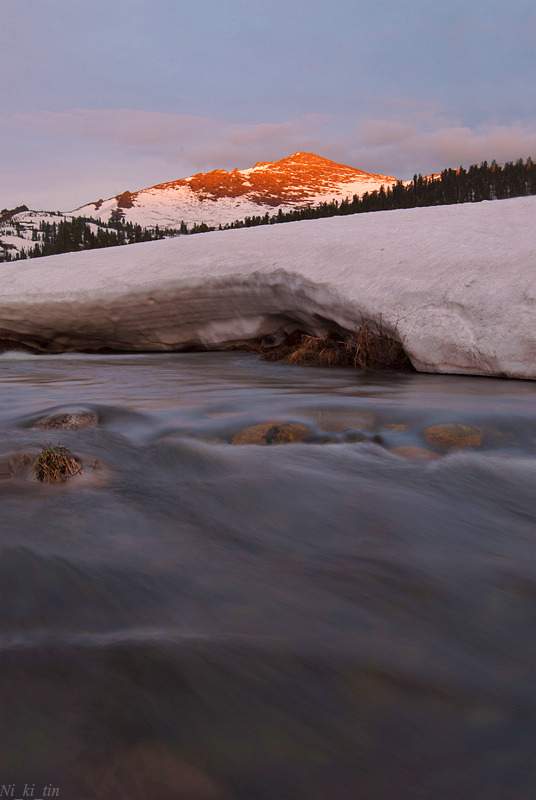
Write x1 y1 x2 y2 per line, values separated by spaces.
33 446 82 483
261 321 413 371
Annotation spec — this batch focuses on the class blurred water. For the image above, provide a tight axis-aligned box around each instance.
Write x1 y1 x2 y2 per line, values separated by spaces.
0 352 535 799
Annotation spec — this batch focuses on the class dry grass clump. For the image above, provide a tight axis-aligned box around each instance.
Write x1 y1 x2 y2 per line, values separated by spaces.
33 446 82 483
279 322 413 371
350 322 413 370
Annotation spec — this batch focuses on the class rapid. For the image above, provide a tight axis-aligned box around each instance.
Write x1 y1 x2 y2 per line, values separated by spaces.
1 351 535 799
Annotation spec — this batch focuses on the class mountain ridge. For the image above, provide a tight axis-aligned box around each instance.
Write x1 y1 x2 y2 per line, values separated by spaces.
73 151 398 228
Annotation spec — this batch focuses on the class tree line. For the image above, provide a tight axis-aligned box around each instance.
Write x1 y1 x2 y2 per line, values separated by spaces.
1 216 175 262
216 157 536 232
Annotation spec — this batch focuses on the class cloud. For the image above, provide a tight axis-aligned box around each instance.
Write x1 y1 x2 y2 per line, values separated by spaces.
359 119 415 148
1 109 333 207
6 109 330 171
2 106 536 208
14 106 536 174
350 111 536 176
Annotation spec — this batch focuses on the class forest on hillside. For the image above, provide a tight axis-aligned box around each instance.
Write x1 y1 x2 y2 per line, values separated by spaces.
1 215 175 262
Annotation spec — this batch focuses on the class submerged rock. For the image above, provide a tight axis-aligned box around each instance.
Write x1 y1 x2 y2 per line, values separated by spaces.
87 744 226 800
232 422 311 445
33 446 82 483
33 410 98 431
1 447 106 485
424 423 482 450
391 446 440 461
313 409 376 433
0 452 35 480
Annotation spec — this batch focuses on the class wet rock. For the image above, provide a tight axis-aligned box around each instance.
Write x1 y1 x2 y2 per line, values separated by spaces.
87 745 226 799
33 409 98 431
0 450 106 485
232 422 311 445
391 446 440 461
424 423 482 450
33 446 82 483
343 431 368 443
0 452 35 480
313 409 376 433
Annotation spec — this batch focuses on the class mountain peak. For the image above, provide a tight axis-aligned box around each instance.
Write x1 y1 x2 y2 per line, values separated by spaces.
74 152 398 228
278 151 333 163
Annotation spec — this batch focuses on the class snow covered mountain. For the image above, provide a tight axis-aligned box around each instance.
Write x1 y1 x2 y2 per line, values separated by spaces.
73 152 397 229
0 152 396 259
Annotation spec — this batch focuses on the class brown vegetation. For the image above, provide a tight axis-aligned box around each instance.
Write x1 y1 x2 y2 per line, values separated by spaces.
33 446 82 483
259 322 413 371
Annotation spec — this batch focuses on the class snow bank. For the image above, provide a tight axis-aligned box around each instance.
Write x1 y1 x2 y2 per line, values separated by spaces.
1 197 536 379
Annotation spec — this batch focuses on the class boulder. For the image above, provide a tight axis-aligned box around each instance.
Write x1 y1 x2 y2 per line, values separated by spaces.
33 410 98 430
424 423 482 450
391 446 440 461
232 422 311 445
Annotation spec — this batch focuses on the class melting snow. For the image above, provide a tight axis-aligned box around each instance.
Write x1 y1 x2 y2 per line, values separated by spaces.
1 197 535 379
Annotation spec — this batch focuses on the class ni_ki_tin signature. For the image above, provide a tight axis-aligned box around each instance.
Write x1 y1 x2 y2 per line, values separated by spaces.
0 786 60 799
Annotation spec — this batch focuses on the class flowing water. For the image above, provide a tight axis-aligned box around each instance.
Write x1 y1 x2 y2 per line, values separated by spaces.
1 351 536 799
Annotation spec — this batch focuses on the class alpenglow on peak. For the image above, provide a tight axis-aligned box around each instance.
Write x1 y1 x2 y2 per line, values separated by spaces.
73 152 398 229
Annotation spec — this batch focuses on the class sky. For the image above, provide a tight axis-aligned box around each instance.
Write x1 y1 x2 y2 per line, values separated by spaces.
1 0 536 209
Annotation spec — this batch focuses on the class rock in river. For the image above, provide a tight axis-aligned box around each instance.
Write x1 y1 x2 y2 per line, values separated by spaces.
232 422 311 445
33 409 98 431
424 423 482 450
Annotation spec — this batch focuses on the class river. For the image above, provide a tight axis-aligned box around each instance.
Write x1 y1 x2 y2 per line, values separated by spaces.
1 351 535 799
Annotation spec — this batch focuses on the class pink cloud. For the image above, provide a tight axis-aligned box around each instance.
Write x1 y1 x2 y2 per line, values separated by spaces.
351 108 536 175
3 106 536 208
